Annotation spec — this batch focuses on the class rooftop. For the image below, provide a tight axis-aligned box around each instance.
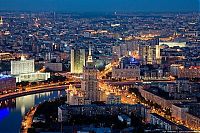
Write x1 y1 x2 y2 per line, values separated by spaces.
145 87 172 100
0 74 13 79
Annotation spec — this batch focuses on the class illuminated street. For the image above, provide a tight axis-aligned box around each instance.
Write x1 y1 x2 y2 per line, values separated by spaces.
98 61 197 131
21 106 38 133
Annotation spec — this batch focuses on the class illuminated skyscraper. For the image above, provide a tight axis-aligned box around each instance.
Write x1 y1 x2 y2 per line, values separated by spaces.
70 48 85 73
139 44 161 65
0 16 3 25
138 38 161 65
81 46 100 102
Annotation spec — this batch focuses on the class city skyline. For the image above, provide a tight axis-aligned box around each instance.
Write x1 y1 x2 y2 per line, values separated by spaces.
0 1 200 132
0 0 199 12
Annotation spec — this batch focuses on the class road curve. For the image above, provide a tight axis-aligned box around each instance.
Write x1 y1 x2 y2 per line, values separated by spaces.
0 84 81 101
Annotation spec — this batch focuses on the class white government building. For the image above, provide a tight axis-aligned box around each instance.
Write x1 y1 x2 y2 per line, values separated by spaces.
11 56 50 82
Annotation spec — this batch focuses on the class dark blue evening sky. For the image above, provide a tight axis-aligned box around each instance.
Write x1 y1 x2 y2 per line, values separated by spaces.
0 0 199 12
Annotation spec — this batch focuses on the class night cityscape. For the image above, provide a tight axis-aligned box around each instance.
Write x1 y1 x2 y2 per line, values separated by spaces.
0 0 200 133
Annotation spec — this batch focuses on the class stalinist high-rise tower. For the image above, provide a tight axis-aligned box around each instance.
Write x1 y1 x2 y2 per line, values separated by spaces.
81 46 100 102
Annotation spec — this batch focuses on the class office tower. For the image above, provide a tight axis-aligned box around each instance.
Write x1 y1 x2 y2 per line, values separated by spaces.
139 44 161 65
81 46 100 102
156 45 161 64
45 52 51 61
0 16 3 25
138 38 161 65
11 55 35 75
70 48 85 73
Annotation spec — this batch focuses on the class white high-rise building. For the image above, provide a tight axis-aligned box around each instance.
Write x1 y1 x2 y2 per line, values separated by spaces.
81 46 101 102
11 56 34 75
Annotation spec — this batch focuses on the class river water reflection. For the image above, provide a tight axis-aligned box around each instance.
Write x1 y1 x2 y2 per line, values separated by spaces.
0 90 66 133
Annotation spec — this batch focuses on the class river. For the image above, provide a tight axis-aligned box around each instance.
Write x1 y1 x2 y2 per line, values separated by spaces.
0 90 66 133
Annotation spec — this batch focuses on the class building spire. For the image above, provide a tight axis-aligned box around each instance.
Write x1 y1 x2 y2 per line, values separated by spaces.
87 45 93 62
89 45 92 56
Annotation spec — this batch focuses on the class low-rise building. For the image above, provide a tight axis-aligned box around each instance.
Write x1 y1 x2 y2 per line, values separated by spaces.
112 56 140 80
58 104 147 123
139 86 196 109
171 102 200 130
44 62 63 72
0 74 16 93
171 104 189 122
170 64 183 77
0 53 14 61
15 72 50 82
185 112 200 130
66 85 85 105
178 66 200 79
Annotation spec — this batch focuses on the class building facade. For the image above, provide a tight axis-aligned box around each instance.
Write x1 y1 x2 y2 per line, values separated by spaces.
171 103 200 130
170 64 183 77
66 84 85 105
0 16 3 25
139 44 161 65
70 48 85 73
112 56 140 80
150 113 189 131
58 104 145 123
0 74 16 93
11 56 34 75
15 72 50 82
139 87 196 109
44 62 63 72
81 46 101 102
106 93 121 104
178 66 200 79
11 56 50 82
